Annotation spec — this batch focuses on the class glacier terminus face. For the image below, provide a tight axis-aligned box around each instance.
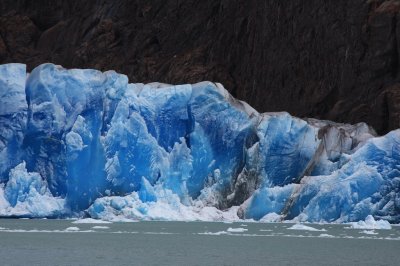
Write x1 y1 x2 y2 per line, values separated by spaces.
0 63 399 223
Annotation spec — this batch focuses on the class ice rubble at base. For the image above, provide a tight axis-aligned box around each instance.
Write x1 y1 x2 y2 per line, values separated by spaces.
88 189 241 222
0 63 399 223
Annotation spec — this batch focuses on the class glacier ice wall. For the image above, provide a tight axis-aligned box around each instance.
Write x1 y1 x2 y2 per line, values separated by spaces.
0 63 399 223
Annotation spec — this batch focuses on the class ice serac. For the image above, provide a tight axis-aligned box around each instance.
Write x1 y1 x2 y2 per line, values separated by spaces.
24 64 112 211
0 64 27 182
0 63 399 223
0 162 65 217
284 130 400 223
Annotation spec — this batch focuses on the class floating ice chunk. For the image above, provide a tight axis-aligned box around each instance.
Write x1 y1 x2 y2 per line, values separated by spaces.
287 224 326 232
227 227 248 233
72 218 112 224
348 215 392 230
319 233 335 238
65 227 80 231
360 230 378 235
199 231 229 236
92 226 110 229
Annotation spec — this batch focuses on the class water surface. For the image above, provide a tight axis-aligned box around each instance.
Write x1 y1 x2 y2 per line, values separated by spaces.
0 219 399 266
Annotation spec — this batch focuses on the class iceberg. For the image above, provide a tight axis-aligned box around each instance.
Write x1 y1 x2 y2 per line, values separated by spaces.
0 63 399 223
346 215 392 230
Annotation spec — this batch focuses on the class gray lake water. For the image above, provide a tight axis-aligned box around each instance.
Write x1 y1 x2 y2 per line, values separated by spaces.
0 219 399 266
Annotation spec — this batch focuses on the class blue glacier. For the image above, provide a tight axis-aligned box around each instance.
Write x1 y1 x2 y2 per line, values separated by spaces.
0 63 399 223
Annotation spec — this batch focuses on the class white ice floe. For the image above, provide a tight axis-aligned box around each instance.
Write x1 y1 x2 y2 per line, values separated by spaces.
319 233 335 238
64 227 80 231
199 231 229 236
360 230 378 235
287 223 326 232
92 226 110 229
347 215 391 230
72 218 112 224
0 228 95 233
227 227 248 233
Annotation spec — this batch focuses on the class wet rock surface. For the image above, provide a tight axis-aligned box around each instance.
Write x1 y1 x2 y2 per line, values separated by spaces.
1 0 400 134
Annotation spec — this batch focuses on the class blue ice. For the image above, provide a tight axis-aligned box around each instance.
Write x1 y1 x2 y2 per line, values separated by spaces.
0 63 399 223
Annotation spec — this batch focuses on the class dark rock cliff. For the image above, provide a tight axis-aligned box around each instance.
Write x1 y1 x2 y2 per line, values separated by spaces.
1 0 400 134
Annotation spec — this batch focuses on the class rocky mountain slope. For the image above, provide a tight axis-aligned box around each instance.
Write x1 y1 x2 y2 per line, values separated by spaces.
1 0 400 134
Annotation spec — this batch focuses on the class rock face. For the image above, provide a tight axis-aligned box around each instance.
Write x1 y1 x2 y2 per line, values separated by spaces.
1 0 399 134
